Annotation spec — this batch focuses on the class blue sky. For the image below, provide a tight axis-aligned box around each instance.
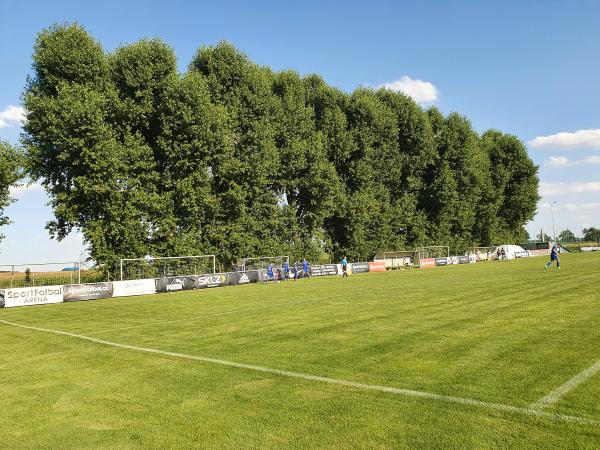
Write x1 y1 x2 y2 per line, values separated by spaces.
1 0 599 263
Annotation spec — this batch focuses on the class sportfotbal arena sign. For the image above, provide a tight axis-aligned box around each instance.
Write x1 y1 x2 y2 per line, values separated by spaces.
0 285 64 308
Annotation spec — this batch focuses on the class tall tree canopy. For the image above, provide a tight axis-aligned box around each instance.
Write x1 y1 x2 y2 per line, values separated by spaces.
23 24 540 270
0 141 24 247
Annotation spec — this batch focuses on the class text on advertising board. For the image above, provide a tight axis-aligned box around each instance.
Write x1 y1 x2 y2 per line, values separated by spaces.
1 285 63 308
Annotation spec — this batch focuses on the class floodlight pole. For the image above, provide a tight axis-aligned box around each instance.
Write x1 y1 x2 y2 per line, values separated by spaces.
550 201 557 242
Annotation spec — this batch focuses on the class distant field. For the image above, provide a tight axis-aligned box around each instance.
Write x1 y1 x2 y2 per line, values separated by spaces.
0 270 78 279
0 270 103 288
1 253 599 448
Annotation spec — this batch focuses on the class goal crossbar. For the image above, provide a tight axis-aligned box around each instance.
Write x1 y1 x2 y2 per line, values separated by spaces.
119 255 216 281
238 255 289 271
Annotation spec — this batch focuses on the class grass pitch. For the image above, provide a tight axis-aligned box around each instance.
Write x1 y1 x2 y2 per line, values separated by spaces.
1 253 599 449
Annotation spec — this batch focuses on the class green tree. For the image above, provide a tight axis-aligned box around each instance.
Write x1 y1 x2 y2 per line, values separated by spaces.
583 227 600 243
424 113 485 252
536 232 552 242
23 24 542 267
189 42 295 263
480 130 539 244
557 229 576 242
0 141 24 246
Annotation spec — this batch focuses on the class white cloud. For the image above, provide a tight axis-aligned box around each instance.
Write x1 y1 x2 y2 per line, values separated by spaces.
547 156 570 167
539 181 600 196
546 155 600 168
9 183 43 198
540 201 600 212
0 105 25 128
378 76 439 104
529 128 600 150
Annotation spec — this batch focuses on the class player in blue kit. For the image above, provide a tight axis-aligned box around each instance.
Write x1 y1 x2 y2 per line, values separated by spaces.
302 258 310 278
545 243 561 271
283 260 290 280
266 263 275 282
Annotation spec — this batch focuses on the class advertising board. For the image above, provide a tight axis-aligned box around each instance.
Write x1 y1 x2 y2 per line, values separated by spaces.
0 285 63 308
227 272 252 286
192 273 228 289
350 263 369 273
367 261 386 272
155 276 195 293
112 278 156 297
311 264 339 276
419 258 436 269
63 283 113 302
246 270 261 283
435 257 449 266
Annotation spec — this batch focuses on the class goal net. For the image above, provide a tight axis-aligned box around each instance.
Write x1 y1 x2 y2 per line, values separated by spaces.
469 246 496 261
119 255 216 281
237 256 289 271
374 251 415 268
414 246 450 259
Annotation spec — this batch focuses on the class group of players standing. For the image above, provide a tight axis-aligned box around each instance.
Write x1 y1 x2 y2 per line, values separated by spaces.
265 256 351 282
266 258 311 282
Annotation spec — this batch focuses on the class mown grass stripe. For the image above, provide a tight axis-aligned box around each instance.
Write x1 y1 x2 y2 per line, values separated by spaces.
530 359 600 410
1 318 598 427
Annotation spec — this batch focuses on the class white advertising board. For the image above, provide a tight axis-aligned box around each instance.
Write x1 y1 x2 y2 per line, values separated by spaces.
112 278 156 297
1 285 64 308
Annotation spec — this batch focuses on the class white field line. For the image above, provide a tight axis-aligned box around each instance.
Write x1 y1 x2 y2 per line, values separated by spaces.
0 319 598 427
86 292 348 335
530 359 600 410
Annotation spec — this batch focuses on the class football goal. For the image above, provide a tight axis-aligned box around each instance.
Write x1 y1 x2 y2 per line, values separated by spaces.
119 255 216 281
237 255 289 271
414 246 450 259
374 251 416 268
470 246 496 261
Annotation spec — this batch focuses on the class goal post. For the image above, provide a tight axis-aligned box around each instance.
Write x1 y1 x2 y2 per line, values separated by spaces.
374 250 416 268
414 246 450 259
238 255 289 271
469 246 496 261
375 246 450 268
119 255 216 281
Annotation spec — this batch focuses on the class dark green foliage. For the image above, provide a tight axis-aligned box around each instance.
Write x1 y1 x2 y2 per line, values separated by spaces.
23 24 540 268
0 141 24 246
537 232 552 242
583 227 600 243
558 229 576 242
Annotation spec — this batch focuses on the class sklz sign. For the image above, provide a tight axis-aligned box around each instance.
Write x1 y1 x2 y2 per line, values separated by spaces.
193 274 228 289
0 286 63 308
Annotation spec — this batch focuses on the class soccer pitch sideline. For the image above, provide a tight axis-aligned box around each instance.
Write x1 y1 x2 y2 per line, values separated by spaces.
1 253 599 449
